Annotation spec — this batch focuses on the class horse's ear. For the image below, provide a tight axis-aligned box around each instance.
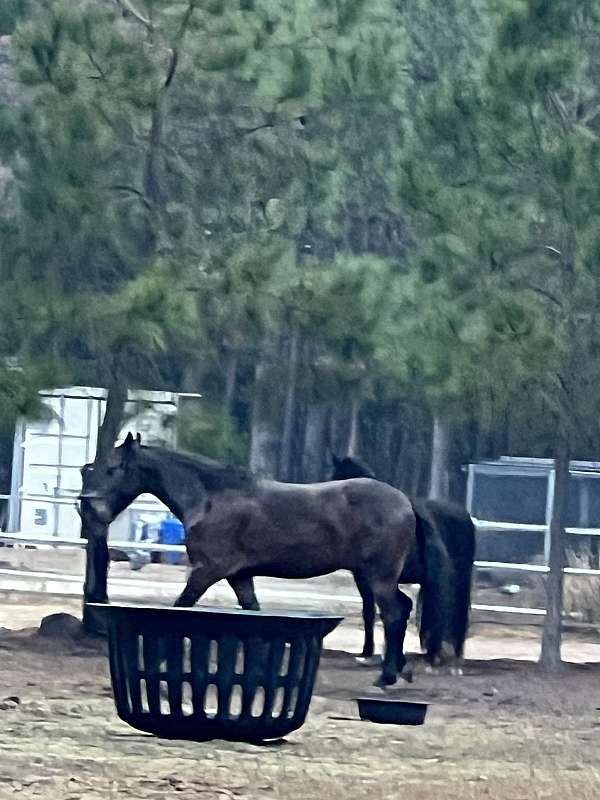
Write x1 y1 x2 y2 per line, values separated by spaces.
124 432 134 447
136 432 142 444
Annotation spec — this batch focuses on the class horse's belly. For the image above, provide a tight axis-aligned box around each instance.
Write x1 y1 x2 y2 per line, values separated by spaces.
236 515 354 577
248 537 351 579
251 557 349 581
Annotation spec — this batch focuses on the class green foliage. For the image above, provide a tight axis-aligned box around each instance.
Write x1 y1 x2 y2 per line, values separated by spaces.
176 402 248 463
0 0 207 403
399 0 600 452
0 0 28 35
0 360 61 436
7 0 600 488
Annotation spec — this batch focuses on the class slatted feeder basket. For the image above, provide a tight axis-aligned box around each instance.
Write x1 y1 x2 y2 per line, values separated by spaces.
89 603 342 743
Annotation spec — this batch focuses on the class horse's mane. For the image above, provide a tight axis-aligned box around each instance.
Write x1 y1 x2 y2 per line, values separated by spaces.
140 444 253 492
333 455 376 479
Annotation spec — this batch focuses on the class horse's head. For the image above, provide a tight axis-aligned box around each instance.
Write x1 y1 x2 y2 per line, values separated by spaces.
329 453 376 481
80 432 144 523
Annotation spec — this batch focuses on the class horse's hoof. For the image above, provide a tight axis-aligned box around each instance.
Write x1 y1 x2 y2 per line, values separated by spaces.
373 673 396 689
400 664 414 684
424 664 435 675
355 655 383 668
450 666 463 677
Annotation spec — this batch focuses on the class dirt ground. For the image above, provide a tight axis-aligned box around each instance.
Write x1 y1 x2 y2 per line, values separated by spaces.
1 578 600 800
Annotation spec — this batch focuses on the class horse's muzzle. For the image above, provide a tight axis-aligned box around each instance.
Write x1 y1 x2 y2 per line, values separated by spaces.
79 495 112 524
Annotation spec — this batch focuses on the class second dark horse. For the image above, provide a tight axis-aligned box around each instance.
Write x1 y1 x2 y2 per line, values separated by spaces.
330 454 475 667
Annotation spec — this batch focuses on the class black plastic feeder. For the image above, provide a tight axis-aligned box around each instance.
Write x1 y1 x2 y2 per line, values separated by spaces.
89 603 342 742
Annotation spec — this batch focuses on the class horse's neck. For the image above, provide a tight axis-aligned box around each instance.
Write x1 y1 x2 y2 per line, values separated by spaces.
139 456 204 522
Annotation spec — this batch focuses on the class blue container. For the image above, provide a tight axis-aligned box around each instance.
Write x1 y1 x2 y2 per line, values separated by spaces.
159 516 185 564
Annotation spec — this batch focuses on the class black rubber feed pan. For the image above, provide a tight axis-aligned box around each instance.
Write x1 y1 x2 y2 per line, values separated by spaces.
89 603 342 743
356 697 428 725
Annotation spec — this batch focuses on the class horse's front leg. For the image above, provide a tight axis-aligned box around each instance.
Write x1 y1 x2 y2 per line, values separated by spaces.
228 575 260 611
353 570 378 661
174 564 221 607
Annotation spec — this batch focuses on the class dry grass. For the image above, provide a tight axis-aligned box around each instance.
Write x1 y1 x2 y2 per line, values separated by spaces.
564 546 600 623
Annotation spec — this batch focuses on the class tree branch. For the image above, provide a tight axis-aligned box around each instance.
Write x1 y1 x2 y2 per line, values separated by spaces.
238 122 277 137
113 0 151 28
164 50 178 89
163 0 198 89
547 91 571 135
86 51 107 82
527 104 543 155
522 283 563 309
109 184 152 209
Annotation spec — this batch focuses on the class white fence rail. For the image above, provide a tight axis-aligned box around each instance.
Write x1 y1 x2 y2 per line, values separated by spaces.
0 531 186 553
1 520 600 624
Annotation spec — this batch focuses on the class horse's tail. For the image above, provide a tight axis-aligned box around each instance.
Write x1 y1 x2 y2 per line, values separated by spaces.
448 514 475 659
415 510 454 665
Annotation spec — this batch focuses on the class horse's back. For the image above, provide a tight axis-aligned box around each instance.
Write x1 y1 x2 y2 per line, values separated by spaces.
250 477 415 573
258 476 413 515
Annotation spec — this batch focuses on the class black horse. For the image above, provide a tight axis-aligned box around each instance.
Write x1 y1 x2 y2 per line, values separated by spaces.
330 454 475 667
82 434 418 687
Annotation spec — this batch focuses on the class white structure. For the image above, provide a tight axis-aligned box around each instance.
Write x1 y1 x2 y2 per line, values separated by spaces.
7 386 197 542
466 456 600 564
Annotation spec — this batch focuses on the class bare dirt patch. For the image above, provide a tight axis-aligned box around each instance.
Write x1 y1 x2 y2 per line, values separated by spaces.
0 586 599 800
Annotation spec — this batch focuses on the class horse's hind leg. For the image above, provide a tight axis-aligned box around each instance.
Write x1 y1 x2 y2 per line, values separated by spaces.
395 589 413 675
229 576 260 611
353 570 377 659
372 581 413 687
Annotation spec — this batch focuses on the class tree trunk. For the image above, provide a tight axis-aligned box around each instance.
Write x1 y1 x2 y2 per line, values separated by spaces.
539 441 570 670
181 361 201 393
96 381 128 462
390 418 405 489
428 414 450 501
145 106 165 207
303 402 329 482
347 396 361 456
249 349 278 477
223 349 238 418
328 407 339 456
81 381 128 635
409 436 424 496
279 328 300 481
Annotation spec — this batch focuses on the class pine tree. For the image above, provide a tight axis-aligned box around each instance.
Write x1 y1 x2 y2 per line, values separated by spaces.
400 0 600 667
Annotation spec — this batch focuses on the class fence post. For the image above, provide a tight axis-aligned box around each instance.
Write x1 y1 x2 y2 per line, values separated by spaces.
466 465 475 514
544 468 556 565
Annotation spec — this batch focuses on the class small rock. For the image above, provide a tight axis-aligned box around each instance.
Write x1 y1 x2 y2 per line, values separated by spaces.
482 687 498 697
23 701 51 716
38 613 83 639
0 700 18 711
501 584 521 595
3 696 20 704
